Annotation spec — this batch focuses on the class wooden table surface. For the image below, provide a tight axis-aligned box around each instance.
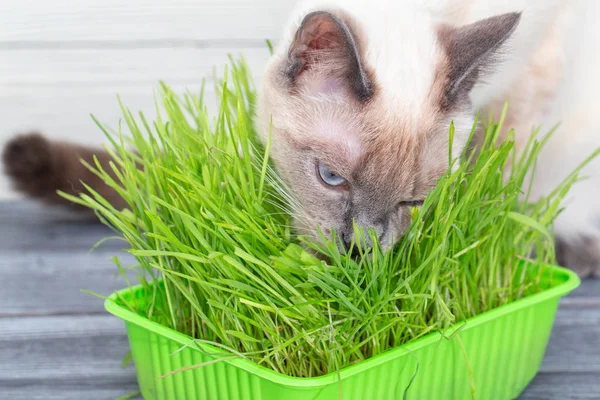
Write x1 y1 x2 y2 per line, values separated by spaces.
1 200 599 400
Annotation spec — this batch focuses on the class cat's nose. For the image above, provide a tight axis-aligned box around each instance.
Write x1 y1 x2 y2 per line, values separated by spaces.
341 232 353 251
341 232 361 257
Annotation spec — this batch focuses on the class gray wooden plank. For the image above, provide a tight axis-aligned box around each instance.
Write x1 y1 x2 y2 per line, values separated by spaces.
0 201 137 315
0 316 131 379
538 307 600 373
0 314 126 343
0 0 297 43
0 251 136 316
0 386 140 400
0 201 124 252
0 315 138 400
520 373 600 400
567 279 600 299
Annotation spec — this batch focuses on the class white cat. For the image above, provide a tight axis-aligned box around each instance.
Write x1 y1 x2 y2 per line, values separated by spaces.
255 0 600 276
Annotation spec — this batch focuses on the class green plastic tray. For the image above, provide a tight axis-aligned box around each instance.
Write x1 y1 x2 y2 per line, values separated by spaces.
105 265 579 400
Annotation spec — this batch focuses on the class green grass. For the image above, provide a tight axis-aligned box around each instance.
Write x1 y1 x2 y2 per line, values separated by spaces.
64 57 596 378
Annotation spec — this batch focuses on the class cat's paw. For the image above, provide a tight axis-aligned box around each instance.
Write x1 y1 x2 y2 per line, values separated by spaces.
2 133 53 181
556 235 600 278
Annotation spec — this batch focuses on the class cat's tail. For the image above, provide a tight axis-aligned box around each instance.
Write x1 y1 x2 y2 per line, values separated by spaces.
2 132 128 214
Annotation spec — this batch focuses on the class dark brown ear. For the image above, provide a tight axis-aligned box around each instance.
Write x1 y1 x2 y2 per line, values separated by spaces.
286 11 373 101
438 12 521 109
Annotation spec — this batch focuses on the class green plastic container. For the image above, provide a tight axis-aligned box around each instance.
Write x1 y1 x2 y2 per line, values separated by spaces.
105 265 579 400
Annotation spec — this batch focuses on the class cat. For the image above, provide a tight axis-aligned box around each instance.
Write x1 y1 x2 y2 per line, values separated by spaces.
3 0 600 277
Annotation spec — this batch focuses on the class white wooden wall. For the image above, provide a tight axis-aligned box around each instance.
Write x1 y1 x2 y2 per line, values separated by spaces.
0 0 298 199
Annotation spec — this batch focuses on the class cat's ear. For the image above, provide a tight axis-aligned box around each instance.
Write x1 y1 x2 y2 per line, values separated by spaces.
438 12 521 109
286 11 373 101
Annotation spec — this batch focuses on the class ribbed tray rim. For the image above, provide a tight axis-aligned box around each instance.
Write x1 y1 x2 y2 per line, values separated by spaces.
105 264 579 388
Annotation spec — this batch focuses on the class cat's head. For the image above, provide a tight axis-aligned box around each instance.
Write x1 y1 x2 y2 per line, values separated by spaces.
256 7 520 250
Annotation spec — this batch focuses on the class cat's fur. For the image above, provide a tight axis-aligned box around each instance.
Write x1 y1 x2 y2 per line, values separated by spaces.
3 0 600 276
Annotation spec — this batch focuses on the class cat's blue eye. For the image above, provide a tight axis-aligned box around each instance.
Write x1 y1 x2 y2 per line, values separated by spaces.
317 162 347 187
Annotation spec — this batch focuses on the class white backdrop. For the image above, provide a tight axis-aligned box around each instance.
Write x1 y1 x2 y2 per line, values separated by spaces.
0 0 298 199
